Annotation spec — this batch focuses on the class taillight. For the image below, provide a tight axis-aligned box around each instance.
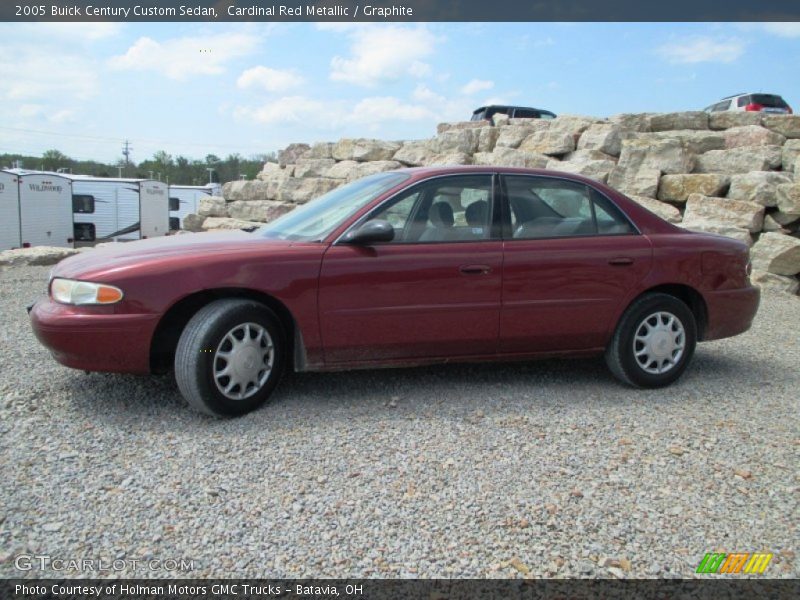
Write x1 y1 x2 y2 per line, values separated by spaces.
745 103 764 112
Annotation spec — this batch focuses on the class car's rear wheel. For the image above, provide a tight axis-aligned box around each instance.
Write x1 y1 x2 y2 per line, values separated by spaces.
175 299 285 417
605 293 697 388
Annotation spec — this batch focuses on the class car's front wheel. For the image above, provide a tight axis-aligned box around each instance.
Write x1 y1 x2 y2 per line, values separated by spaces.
605 293 697 388
175 299 285 417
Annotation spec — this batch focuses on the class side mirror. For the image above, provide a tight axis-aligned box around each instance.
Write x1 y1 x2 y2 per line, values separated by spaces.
342 219 395 244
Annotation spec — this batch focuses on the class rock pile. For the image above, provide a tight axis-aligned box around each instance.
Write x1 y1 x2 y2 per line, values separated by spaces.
186 111 800 294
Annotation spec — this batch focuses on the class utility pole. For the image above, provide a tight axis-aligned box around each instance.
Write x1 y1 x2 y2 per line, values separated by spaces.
122 139 132 166
117 166 123 177
206 168 214 184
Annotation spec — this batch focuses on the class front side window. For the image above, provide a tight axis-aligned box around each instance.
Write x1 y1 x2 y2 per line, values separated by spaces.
169 197 180 211
72 194 95 214
258 172 409 241
505 175 634 239
366 175 493 243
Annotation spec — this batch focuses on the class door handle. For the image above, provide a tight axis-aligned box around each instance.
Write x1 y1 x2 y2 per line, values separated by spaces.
459 264 491 275
608 257 634 266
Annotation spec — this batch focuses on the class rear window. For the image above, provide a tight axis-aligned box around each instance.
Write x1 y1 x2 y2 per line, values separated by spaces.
739 94 788 108
471 108 487 121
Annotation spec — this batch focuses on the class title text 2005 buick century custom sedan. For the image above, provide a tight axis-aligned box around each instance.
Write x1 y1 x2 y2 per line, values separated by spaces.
30 167 760 416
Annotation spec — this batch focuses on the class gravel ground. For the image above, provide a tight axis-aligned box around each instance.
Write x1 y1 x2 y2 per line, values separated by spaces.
0 265 797 580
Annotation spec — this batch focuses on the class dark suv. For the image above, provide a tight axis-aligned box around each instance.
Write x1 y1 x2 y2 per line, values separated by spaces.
471 105 557 121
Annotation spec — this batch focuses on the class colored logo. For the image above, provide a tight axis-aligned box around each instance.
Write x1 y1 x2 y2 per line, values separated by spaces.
696 552 772 574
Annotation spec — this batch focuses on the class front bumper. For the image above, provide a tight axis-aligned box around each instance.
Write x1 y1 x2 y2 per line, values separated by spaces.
703 285 760 341
29 297 160 374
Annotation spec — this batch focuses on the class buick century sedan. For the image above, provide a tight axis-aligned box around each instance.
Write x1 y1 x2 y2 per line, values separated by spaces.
29 167 760 416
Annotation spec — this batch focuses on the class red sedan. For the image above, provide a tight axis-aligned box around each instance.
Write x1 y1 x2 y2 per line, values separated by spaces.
29 167 759 416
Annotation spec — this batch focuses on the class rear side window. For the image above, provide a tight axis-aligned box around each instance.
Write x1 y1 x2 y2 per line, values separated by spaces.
514 109 538 119
504 175 634 239
169 216 180 230
72 194 94 214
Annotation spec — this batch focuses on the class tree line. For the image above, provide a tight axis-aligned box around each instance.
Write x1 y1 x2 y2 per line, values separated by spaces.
0 149 276 185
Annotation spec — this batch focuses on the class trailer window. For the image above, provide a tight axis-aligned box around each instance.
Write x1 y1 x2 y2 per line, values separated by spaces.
73 195 95 214
169 197 180 211
169 217 180 231
74 223 95 242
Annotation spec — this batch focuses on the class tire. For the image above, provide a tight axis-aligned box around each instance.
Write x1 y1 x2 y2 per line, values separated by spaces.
605 293 697 388
175 299 285 417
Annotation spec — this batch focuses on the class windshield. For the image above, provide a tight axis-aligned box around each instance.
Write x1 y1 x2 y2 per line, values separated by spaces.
258 171 410 241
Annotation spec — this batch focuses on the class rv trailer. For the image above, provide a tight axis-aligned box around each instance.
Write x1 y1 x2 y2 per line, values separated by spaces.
0 170 21 250
68 176 144 245
17 171 73 248
168 183 222 229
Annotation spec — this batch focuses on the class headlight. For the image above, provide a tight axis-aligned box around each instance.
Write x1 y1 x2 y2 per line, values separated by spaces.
51 278 124 305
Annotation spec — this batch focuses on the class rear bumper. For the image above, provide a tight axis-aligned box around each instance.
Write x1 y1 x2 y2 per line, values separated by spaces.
703 285 760 341
29 297 159 374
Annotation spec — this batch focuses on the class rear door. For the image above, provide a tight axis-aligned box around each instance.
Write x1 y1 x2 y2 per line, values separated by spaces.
139 180 169 238
19 173 73 248
0 171 21 250
318 173 503 364
499 174 652 353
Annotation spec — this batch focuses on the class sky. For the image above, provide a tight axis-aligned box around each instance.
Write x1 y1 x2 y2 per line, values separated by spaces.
0 21 799 165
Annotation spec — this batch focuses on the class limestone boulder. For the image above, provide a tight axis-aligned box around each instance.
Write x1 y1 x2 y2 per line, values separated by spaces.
650 111 708 131
0 246 83 267
227 200 294 223
762 114 800 139
347 160 403 180
496 125 539 149
423 153 473 167
762 214 788 232
782 140 800 172
723 125 786 149
256 161 285 181
727 172 793 207
491 113 510 126
708 111 762 130
276 177 341 204
681 222 753 246
201 217 263 231
577 124 625 157
472 147 550 169
636 130 725 154
197 196 227 217
546 158 616 183
750 270 799 295
627 195 682 223
325 160 359 180
549 115 601 141
750 232 800 276
181 214 205 232
306 142 335 159
518 130 576 156
436 121 485 134
332 138 401 162
277 143 310 167
223 180 277 202
694 146 782 174
616 138 695 175
477 127 500 153
427 129 481 155
682 193 764 233
776 184 800 218
293 158 336 178
393 141 433 167
657 174 729 203
562 149 618 163
608 113 654 132
608 166 661 198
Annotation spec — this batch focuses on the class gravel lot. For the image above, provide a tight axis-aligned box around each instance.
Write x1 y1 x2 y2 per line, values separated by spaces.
1 265 797 579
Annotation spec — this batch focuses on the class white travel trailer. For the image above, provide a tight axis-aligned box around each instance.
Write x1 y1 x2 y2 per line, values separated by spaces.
0 170 21 250
63 176 171 245
17 171 73 248
168 183 222 229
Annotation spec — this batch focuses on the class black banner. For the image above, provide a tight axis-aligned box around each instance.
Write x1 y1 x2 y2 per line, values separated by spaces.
3 0 800 22
4 579 800 600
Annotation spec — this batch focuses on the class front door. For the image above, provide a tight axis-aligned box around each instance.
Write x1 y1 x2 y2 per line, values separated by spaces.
318 174 503 364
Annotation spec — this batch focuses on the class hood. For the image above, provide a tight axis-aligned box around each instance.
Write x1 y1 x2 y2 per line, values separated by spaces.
53 231 293 280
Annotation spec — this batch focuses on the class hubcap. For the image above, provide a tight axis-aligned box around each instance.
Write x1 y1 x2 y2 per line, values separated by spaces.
213 322 274 400
633 311 685 375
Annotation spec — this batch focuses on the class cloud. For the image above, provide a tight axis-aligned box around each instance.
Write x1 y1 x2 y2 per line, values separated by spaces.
233 96 327 125
412 84 446 104
109 32 260 80
757 23 800 38
349 96 434 124
329 26 438 86
657 36 744 64
237 66 304 92
0 46 98 101
460 79 494 95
